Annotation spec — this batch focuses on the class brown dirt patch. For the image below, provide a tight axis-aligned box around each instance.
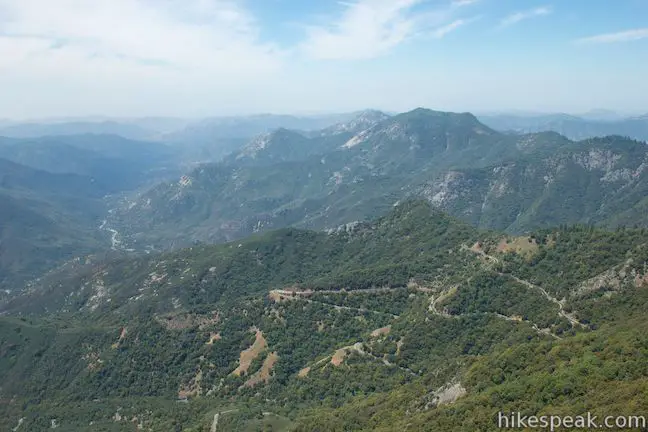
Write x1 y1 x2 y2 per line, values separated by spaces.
206 332 221 345
370 326 391 338
298 367 311 378
331 348 348 367
470 242 483 253
496 237 539 257
232 329 267 376
111 327 128 349
635 272 648 288
268 291 283 303
244 352 279 387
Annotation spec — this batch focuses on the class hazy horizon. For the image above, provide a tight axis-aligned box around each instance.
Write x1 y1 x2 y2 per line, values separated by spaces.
1 107 646 124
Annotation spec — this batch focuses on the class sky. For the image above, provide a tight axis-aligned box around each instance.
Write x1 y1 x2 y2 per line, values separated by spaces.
1 0 647 119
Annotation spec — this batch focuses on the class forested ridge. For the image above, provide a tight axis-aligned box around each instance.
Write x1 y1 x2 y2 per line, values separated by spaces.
2 201 648 431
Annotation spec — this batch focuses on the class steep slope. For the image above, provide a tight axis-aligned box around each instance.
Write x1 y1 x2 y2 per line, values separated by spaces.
105 109 570 250
3 201 648 431
415 136 648 232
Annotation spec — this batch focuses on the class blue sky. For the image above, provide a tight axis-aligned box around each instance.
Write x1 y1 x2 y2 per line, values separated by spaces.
0 0 647 119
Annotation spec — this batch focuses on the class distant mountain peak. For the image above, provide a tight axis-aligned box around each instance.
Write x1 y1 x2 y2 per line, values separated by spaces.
580 109 622 121
319 110 390 136
398 107 478 120
342 108 494 150
353 109 390 121
407 107 438 115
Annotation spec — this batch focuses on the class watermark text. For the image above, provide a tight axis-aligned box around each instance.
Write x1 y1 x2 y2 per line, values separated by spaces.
498 411 646 430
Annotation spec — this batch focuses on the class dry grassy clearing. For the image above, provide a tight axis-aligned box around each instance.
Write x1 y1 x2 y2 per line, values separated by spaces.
244 352 279 387
232 329 267 376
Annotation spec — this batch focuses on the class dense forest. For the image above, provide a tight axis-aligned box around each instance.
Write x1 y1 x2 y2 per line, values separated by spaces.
2 201 648 430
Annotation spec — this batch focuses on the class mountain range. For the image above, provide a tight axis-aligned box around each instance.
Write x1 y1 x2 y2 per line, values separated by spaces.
4 107 648 293
104 109 648 252
0 121 158 141
2 106 648 431
0 134 182 192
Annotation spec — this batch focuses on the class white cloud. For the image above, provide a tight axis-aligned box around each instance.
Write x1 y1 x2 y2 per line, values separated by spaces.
575 28 648 44
298 0 448 60
8 1 642 119
0 0 287 117
499 6 552 27
452 0 479 6
432 19 469 39
0 0 480 118
1 0 286 74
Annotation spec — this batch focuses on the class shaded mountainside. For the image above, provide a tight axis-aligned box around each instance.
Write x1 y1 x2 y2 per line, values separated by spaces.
0 133 189 292
2 202 648 431
0 121 157 141
0 194 104 294
0 134 182 192
0 159 110 292
105 108 648 251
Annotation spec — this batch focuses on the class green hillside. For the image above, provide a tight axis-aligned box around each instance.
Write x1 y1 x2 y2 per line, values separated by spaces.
2 201 648 431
